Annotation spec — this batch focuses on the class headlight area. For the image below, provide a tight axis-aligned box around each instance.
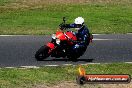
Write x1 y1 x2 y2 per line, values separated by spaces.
52 34 56 39
56 39 60 44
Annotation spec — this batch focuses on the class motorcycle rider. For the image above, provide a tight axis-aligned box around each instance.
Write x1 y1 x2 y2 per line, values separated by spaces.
61 17 92 55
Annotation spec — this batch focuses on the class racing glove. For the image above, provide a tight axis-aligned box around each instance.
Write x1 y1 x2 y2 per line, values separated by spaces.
59 24 71 30
75 44 80 48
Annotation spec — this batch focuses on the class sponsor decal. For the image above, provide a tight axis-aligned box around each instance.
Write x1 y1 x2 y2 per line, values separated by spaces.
76 66 131 84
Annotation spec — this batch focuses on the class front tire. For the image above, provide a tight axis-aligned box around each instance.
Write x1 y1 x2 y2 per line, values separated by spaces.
35 45 50 61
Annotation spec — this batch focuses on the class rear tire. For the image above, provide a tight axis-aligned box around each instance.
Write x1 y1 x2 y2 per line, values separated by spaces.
35 45 50 61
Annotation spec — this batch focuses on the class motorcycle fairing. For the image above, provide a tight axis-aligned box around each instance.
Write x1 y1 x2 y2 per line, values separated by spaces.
56 31 67 40
65 31 77 41
47 42 55 49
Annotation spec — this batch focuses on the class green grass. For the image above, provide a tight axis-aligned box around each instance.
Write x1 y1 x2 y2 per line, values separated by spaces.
0 0 15 6
0 0 132 35
0 63 132 88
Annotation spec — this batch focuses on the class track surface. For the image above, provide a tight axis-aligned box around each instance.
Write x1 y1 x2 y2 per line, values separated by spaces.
0 34 132 67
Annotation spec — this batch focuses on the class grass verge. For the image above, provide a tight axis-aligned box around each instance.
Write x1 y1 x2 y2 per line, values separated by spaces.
0 0 132 35
0 63 132 88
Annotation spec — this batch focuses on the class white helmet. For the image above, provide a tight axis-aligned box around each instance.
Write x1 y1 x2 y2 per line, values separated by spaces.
74 17 84 25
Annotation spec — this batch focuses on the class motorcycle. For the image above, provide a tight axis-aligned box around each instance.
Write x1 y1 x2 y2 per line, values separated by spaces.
35 17 93 61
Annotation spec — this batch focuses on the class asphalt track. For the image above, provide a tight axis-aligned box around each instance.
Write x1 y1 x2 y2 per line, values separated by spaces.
0 34 132 67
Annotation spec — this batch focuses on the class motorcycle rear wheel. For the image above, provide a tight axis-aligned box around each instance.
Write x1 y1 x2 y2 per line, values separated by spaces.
35 45 50 61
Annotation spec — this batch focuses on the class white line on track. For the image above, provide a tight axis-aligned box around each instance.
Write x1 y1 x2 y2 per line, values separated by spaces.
84 63 101 64
20 66 40 68
0 33 132 37
125 62 132 64
0 35 30 36
0 34 101 36
5 67 15 68
0 34 107 36
2 62 132 68
0 35 118 41
127 33 132 34
93 38 116 40
92 34 104 35
63 64 74 66
44 65 59 67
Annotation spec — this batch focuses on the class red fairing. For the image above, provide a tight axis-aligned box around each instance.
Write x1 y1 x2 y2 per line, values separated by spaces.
66 32 77 41
65 32 77 45
56 31 67 40
47 42 55 49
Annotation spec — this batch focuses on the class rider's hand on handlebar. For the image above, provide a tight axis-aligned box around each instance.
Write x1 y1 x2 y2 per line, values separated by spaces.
75 44 79 48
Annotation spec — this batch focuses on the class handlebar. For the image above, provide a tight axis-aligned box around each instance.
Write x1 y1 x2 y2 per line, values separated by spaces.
59 17 67 30
63 17 66 24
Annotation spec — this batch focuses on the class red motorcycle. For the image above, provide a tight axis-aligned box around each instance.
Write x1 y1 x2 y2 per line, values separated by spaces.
35 17 92 61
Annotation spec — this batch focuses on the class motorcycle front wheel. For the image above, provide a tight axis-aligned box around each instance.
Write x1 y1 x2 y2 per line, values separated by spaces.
35 45 50 61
